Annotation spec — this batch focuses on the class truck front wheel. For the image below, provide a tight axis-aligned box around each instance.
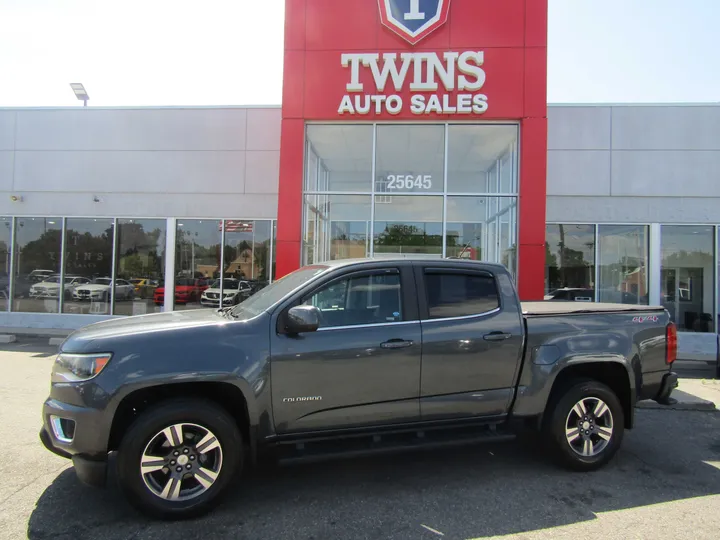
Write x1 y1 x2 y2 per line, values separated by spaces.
543 380 624 471
116 399 243 519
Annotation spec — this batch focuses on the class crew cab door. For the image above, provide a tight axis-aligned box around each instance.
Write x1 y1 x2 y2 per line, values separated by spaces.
416 264 524 420
270 265 421 433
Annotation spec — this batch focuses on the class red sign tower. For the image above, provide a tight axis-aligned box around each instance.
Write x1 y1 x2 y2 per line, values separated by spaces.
276 0 548 300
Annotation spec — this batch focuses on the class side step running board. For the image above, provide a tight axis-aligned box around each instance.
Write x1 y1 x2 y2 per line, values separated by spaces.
274 424 515 465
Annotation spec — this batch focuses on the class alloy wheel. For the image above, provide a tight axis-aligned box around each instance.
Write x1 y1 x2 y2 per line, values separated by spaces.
564 397 614 457
140 423 223 501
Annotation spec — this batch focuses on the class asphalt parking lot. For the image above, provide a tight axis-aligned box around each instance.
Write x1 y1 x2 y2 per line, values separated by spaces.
1 341 719 540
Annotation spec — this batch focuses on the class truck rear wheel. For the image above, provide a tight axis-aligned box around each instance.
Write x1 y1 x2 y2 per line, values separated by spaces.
116 399 243 519
543 380 624 471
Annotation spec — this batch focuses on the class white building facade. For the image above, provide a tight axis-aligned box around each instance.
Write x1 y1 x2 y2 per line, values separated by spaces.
0 103 718 366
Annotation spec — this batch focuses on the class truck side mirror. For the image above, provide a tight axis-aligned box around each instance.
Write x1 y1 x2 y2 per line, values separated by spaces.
286 305 321 334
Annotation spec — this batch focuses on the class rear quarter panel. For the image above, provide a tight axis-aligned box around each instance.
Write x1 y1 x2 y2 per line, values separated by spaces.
512 309 670 418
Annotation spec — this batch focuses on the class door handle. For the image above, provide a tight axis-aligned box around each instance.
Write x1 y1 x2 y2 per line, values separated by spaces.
381 339 414 349
483 332 512 342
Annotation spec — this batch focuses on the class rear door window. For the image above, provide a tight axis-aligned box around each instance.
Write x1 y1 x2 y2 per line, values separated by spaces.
424 271 499 319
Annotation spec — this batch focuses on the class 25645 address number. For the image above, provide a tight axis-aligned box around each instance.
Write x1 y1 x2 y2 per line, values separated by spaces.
386 174 433 190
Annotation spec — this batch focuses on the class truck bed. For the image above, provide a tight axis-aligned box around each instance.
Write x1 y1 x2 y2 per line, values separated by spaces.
522 301 665 316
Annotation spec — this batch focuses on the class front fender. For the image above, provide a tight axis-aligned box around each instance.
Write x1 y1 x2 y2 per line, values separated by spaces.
104 373 262 428
55 320 275 454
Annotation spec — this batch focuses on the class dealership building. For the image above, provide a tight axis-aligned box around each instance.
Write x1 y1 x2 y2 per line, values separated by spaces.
0 0 719 365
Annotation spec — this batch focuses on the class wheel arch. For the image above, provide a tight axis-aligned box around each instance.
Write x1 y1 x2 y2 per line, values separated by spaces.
545 360 635 429
108 380 259 462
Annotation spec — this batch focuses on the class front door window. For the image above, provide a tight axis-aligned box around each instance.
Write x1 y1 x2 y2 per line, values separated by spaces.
303 271 402 328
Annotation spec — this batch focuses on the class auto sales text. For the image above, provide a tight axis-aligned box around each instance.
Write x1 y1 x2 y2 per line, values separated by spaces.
338 51 488 116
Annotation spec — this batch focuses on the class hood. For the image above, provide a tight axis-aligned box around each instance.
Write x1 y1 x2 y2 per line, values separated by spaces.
33 282 62 289
77 284 111 291
61 308 228 351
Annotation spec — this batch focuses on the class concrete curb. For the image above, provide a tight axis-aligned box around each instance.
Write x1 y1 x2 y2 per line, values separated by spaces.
636 399 716 411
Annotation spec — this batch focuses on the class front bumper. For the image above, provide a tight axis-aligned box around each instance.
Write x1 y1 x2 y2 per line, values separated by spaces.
73 294 104 301
201 297 236 307
40 428 108 487
30 291 60 298
40 397 111 487
654 371 679 405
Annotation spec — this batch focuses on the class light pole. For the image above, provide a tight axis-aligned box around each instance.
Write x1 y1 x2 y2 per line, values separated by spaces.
69 83 89 107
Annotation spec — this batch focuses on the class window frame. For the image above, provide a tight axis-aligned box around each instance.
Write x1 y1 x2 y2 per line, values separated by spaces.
415 265 502 322
275 263 419 334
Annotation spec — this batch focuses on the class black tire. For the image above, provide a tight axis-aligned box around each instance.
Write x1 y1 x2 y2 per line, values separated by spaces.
543 379 624 471
116 399 243 520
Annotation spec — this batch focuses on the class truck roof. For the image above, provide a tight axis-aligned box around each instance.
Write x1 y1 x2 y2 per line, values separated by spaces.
316 257 507 270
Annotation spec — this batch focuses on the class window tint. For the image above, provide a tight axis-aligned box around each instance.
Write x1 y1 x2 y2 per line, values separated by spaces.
303 272 402 328
424 271 499 319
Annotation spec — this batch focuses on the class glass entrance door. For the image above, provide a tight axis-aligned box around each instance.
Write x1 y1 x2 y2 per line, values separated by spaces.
663 266 709 330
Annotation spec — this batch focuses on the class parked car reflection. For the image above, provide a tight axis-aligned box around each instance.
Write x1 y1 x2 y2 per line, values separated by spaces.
30 275 90 299
129 278 160 299
73 278 135 302
200 279 252 308
153 278 210 306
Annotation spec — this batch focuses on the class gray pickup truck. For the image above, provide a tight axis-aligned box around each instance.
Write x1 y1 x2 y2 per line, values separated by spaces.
40 258 678 519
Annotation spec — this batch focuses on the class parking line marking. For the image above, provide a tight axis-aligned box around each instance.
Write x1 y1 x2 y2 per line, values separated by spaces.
421 524 444 536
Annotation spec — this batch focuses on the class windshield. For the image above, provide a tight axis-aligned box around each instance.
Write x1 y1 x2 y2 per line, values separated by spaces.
42 276 60 283
92 278 112 285
230 265 328 319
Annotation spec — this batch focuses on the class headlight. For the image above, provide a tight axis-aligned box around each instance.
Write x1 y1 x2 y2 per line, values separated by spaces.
52 353 112 382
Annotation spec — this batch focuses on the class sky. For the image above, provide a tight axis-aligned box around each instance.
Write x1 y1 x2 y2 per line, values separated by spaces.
0 0 718 107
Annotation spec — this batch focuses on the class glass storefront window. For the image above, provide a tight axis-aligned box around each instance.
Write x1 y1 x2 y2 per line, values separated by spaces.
545 224 596 301
373 196 443 258
222 220 271 282
661 225 714 332
13 217 62 313
219 220 272 307
304 195 371 265
62 219 115 314
302 124 520 268
114 219 166 316
598 225 648 305
446 197 484 260
0 217 10 311
447 125 518 193
376 125 445 194
172 220 220 310
305 125 373 192
445 197 517 270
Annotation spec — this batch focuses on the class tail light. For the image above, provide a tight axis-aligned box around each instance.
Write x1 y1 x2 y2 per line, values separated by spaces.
666 322 677 365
